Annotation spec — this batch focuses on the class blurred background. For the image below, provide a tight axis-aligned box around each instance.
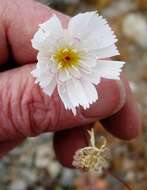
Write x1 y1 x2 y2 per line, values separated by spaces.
1 0 147 189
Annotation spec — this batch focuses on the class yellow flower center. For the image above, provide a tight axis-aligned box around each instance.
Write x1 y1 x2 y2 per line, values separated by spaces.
54 48 80 69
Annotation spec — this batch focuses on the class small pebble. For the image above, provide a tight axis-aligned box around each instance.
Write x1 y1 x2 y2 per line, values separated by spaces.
122 13 147 48
9 180 27 190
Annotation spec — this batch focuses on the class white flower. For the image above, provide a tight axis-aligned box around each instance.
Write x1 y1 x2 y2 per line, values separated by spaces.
31 11 125 115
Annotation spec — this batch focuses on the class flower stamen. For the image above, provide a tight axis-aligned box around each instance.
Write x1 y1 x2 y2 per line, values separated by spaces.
54 47 80 69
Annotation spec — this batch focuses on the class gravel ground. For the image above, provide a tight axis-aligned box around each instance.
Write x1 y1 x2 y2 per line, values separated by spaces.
1 0 147 189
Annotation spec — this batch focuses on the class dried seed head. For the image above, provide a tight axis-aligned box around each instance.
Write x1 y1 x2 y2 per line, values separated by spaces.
72 129 110 175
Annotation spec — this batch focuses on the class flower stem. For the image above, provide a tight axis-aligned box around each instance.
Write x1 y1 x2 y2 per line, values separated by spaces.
88 128 95 147
105 170 133 190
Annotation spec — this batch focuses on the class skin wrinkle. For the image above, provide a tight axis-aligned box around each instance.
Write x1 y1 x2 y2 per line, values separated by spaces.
17 70 32 137
5 71 27 139
18 81 28 135
0 63 76 139
8 93 25 139
0 72 24 140
46 91 62 132
0 76 11 139
18 66 45 137
7 68 28 138
22 69 60 136
0 96 12 140
28 85 45 136
27 86 53 136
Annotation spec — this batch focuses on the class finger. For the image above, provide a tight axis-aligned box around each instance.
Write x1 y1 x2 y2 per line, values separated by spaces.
0 139 24 158
54 89 140 167
0 0 69 65
101 79 141 140
54 95 140 167
0 17 8 65
54 79 141 167
53 126 90 168
0 64 125 141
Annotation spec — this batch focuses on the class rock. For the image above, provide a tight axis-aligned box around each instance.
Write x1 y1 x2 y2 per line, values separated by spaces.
129 81 138 93
21 169 37 184
125 171 135 181
103 0 137 17
123 159 134 170
47 161 61 179
59 169 75 187
35 144 54 168
122 13 147 48
9 179 27 190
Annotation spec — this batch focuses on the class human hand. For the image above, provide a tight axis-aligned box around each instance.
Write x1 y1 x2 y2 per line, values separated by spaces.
0 0 141 166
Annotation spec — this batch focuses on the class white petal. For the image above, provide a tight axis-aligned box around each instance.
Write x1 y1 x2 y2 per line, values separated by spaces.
78 62 101 85
32 15 63 50
39 15 62 34
33 62 56 78
68 11 117 49
40 75 54 87
81 79 98 104
42 77 56 96
50 61 58 74
83 73 101 85
32 29 61 51
94 44 119 59
36 58 50 72
37 51 49 59
31 28 50 50
78 60 94 74
66 79 89 109
36 53 58 74
68 11 97 39
32 68 55 87
68 66 81 78
31 66 48 79
58 83 76 115
57 69 71 82
95 60 125 80
80 55 97 67
83 15 117 49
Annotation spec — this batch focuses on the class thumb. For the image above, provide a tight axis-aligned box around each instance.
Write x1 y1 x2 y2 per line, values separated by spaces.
0 64 125 142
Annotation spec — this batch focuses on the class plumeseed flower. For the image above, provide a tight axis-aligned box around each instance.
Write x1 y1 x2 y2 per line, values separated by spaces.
72 129 110 174
31 11 125 115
